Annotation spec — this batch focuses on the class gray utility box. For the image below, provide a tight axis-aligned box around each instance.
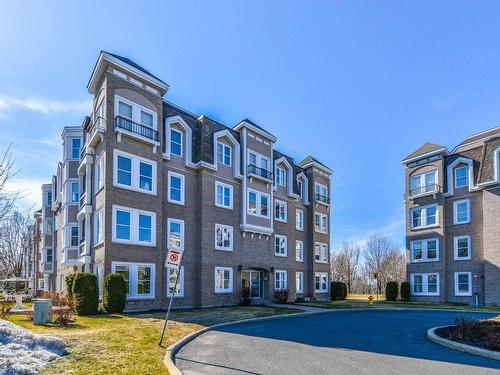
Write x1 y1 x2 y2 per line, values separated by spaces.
33 299 52 325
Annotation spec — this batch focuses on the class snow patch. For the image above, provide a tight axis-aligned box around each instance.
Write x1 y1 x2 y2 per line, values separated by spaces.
0 319 66 375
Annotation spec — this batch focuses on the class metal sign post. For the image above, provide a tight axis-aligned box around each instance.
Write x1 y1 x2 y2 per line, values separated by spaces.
373 272 379 302
158 248 184 346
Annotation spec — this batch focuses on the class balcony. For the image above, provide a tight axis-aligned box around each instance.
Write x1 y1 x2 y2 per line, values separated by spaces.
114 116 159 142
247 164 273 183
41 262 54 274
409 184 440 199
315 193 330 205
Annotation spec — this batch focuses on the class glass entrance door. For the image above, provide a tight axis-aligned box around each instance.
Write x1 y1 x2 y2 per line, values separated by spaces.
242 271 262 298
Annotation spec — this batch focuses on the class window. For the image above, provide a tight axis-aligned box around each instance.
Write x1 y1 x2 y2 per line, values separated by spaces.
112 262 155 299
274 200 287 222
215 224 233 251
215 182 233 209
454 272 472 296
248 151 271 178
314 212 328 233
140 110 153 128
315 242 328 263
296 272 304 293
167 266 184 297
275 270 287 290
113 205 156 245
454 199 470 224
45 219 53 234
167 218 184 250
215 267 233 293
296 209 304 230
94 210 103 245
275 235 287 257
118 101 133 119
410 273 440 296
297 180 303 198
454 236 471 260
275 167 286 186
71 181 79 203
315 273 329 293
115 96 157 134
410 239 439 262
70 226 79 247
296 240 304 262
46 248 53 262
171 129 182 157
315 183 328 202
94 157 104 193
455 166 468 188
247 190 270 218
410 204 438 229
71 138 81 159
217 142 231 166
38 279 45 290
410 170 437 196
168 172 184 205
47 191 52 206
114 151 157 194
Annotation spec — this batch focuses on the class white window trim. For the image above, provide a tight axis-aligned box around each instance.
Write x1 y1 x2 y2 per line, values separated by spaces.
315 272 329 293
166 266 184 298
409 170 438 196
453 199 470 225
113 149 157 195
410 273 440 296
274 270 287 290
214 267 234 294
410 238 439 263
296 209 304 231
111 261 156 300
170 128 183 157
215 224 234 251
274 235 288 257
248 150 271 176
114 94 158 130
295 240 304 262
93 208 103 246
454 165 469 189
217 142 232 166
274 200 287 223
94 156 105 194
247 189 270 218
275 167 286 186
112 205 156 246
454 235 472 261
167 218 185 251
410 204 439 229
454 272 472 296
315 242 329 263
167 171 185 205
215 181 233 210
315 182 328 198
315 212 328 234
296 272 304 293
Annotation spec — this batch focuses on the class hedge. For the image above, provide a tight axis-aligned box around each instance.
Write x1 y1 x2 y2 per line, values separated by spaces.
103 273 127 313
72 272 99 315
65 273 76 299
400 281 411 302
331 281 347 300
385 281 399 301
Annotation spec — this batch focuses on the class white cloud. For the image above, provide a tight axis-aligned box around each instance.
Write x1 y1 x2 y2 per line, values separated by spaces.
0 94 91 115
432 90 468 110
4 177 47 213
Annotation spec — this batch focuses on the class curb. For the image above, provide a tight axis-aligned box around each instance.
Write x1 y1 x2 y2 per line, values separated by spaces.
163 309 330 375
427 326 500 361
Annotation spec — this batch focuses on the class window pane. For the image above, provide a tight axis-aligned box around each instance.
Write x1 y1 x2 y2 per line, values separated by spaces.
169 221 182 248
217 143 223 163
458 274 469 293
115 265 130 294
456 167 467 187
260 195 268 216
412 242 422 260
428 274 437 293
168 268 182 294
412 209 422 227
413 275 423 293
427 240 437 259
139 214 152 242
141 111 153 127
117 156 132 186
171 130 182 156
457 238 469 258
425 172 436 190
170 176 182 201
224 146 231 165
139 162 153 191
116 211 130 240
456 202 469 223
248 192 256 213
426 206 436 225
72 138 81 158
118 101 133 119
137 266 151 294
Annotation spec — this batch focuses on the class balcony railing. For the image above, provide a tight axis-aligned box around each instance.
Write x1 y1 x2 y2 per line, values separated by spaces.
409 184 440 197
315 193 330 205
248 164 273 180
114 116 159 141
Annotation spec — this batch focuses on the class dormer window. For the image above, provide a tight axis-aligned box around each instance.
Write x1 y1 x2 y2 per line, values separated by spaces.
276 167 286 186
217 143 231 166
171 129 182 157
455 166 468 188
297 180 303 198
410 170 437 196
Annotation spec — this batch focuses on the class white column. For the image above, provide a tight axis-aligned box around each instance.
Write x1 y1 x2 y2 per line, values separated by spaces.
43 275 49 292
85 212 91 256
85 162 92 205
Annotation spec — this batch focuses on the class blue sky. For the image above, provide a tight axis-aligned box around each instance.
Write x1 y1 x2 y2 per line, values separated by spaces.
1 1 500 249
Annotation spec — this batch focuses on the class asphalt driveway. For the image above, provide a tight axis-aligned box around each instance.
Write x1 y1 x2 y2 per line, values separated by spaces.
175 310 500 375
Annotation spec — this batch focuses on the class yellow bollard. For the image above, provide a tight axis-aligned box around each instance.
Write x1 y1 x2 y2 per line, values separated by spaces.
368 295 374 305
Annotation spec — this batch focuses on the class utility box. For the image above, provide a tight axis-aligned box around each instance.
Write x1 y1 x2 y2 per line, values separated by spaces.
33 299 52 325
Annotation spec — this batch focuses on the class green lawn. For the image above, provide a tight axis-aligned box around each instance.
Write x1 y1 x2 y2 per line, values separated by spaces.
297 294 500 313
7 306 298 375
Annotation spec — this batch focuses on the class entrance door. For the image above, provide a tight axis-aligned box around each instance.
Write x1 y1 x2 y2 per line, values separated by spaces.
242 271 262 298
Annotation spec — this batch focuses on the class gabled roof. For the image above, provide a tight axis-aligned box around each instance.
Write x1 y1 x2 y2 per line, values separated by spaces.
233 119 276 142
402 142 447 163
453 126 500 151
298 156 333 174
105 52 167 85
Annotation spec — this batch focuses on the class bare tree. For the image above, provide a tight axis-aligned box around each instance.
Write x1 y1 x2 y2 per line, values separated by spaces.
331 242 361 293
363 235 405 294
0 212 33 278
0 146 22 221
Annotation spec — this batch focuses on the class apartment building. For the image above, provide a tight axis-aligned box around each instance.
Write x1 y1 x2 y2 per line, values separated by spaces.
31 51 332 310
403 128 500 306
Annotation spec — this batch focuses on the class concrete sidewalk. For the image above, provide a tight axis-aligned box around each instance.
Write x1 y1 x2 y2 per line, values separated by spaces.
265 303 328 313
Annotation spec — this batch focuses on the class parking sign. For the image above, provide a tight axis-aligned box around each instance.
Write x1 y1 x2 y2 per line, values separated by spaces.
165 248 183 269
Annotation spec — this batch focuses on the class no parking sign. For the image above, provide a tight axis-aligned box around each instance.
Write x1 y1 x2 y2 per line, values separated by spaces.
165 248 183 269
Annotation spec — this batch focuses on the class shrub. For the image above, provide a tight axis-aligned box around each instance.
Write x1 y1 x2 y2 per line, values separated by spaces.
400 281 411 302
273 290 288 303
240 287 251 306
453 317 477 340
65 273 76 299
103 273 127 313
385 282 399 301
0 299 13 319
45 292 75 327
330 282 347 300
485 332 500 350
72 272 99 315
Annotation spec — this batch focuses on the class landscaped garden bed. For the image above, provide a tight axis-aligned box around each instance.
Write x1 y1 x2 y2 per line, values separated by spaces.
435 316 500 351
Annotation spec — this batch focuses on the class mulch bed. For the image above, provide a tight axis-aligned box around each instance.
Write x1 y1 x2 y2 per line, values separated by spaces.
435 316 500 352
